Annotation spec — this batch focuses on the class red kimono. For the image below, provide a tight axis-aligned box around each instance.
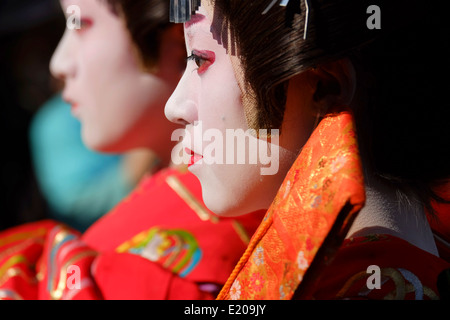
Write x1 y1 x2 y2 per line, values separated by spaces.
0 167 264 300
312 234 449 300
429 200 450 263
217 111 450 300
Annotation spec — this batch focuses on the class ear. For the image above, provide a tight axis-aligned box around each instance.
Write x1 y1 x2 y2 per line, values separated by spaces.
309 58 356 115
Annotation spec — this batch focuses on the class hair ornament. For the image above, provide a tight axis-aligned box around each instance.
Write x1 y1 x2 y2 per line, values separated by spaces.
170 0 201 23
170 0 310 39
262 0 310 40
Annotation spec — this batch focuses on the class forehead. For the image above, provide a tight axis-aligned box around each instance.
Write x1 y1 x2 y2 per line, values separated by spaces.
61 0 81 7
185 14 208 43
184 5 232 53
60 0 103 10
184 5 215 45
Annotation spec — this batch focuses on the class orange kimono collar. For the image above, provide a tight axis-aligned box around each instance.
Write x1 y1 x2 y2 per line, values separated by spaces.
217 110 366 300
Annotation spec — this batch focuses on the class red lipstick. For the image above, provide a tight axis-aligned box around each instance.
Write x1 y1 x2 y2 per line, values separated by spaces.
185 148 203 167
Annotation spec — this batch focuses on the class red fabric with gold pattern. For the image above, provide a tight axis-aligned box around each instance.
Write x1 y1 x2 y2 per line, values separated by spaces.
0 168 264 300
0 220 102 300
36 223 101 300
312 234 450 300
218 111 366 300
83 167 263 287
0 220 57 300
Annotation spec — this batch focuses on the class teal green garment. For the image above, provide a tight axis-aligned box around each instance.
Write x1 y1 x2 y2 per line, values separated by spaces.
29 94 134 231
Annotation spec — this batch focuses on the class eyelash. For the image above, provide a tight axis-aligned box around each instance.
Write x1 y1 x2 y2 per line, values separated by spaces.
187 51 215 75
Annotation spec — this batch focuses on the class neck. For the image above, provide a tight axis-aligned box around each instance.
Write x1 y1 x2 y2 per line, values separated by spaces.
346 173 439 256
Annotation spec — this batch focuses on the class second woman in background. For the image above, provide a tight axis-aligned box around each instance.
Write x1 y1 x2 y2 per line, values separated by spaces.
0 0 264 300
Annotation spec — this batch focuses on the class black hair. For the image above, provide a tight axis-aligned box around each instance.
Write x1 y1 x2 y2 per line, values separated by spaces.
212 0 450 216
105 0 172 68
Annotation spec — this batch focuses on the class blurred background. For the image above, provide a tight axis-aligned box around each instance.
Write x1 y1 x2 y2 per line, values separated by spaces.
0 0 65 230
1 0 139 232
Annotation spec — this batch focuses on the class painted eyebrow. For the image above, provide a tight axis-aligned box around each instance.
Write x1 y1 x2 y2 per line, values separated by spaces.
185 13 206 28
184 13 224 52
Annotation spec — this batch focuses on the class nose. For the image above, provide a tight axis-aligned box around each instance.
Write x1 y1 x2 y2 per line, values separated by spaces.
49 30 76 81
164 71 198 126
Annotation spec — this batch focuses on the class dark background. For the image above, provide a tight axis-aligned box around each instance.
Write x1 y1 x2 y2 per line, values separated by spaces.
0 0 65 230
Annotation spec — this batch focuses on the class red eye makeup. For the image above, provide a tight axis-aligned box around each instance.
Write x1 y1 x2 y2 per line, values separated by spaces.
187 50 215 74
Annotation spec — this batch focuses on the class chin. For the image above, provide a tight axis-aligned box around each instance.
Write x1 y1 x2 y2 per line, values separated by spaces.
200 184 258 218
81 128 128 153
81 133 100 152
82 135 115 153
203 195 243 217
194 164 269 217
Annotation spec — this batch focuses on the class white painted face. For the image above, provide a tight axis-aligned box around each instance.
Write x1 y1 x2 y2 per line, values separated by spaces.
50 0 179 153
165 3 305 217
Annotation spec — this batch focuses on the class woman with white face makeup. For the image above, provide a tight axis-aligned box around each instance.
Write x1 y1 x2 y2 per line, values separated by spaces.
35 0 186 231
166 0 450 299
50 0 182 157
0 0 264 300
